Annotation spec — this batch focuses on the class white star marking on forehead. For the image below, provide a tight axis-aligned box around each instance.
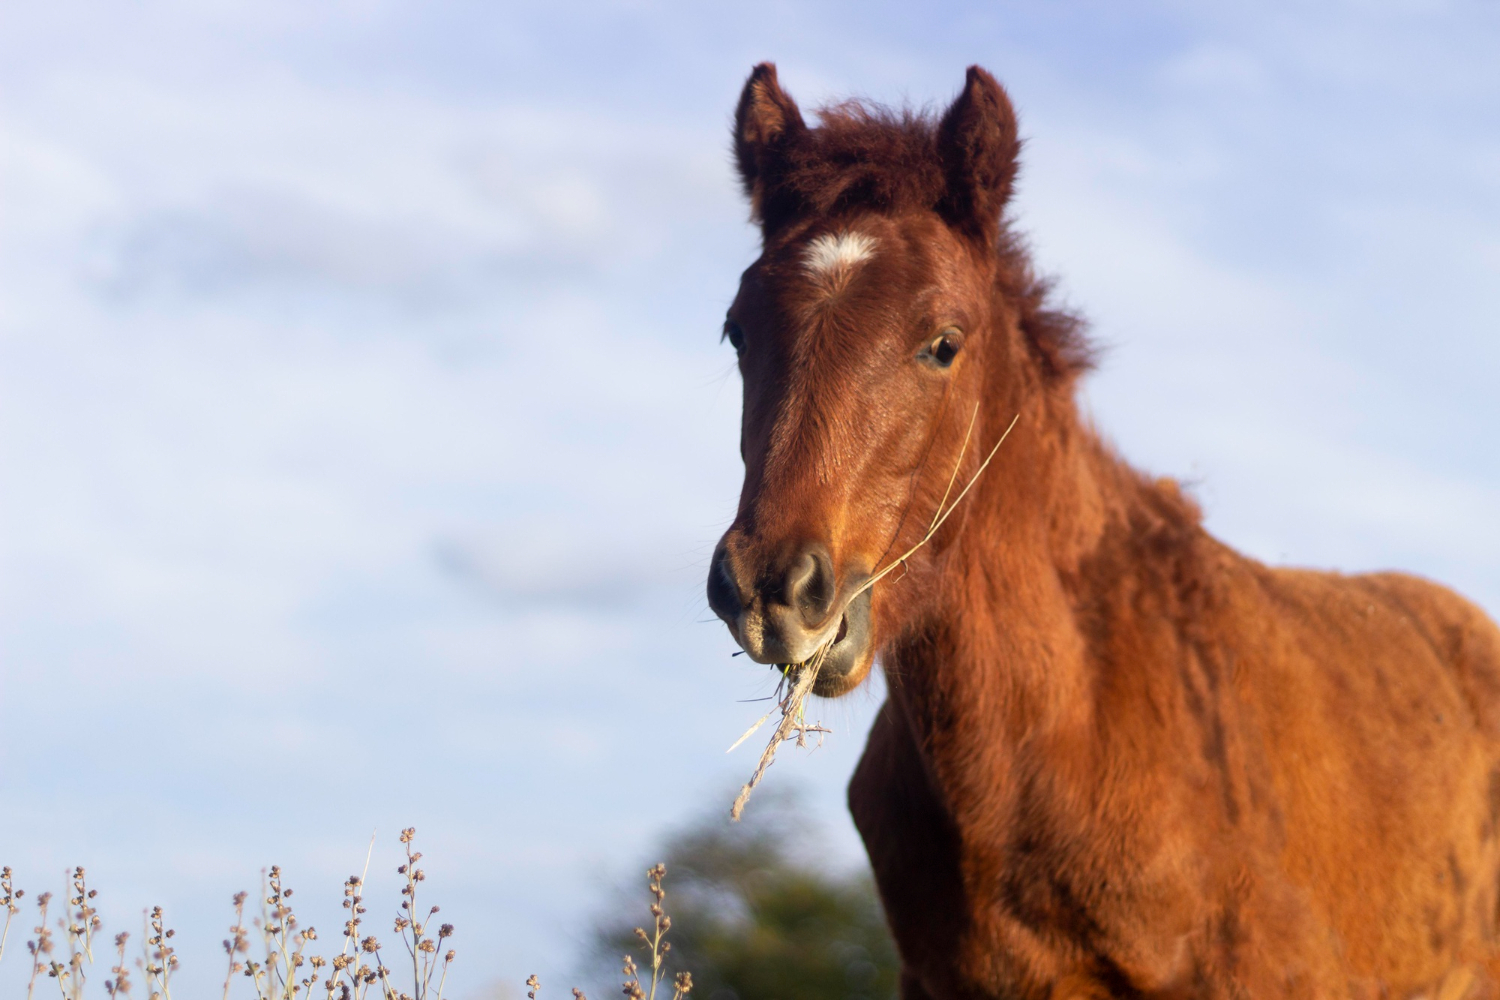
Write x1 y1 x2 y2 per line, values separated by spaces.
801 231 878 284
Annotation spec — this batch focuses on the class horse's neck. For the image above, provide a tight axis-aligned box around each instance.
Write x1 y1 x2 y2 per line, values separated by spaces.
888 401 1146 813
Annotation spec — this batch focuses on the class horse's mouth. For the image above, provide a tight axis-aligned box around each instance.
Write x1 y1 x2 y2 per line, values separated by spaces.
808 588 874 698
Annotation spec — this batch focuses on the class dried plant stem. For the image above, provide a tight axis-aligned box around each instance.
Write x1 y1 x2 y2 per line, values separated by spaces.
850 410 1019 602
221 891 248 1000
141 905 176 1000
1 866 21 965
27 891 54 1000
55 873 85 1000
642 866 667 1000
619 865 691 1000
393 826 453 1000
926 403 981 536
728 408 1020 821
729 646 831 821
375 952 400 1000
104 931 131 998
47 866 100 1000
322 833 376 1000
2 829 455 1000
68 868 98 963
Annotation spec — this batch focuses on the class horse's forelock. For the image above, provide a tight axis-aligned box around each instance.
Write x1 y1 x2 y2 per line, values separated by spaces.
757 102 947 231
737 66 1095 384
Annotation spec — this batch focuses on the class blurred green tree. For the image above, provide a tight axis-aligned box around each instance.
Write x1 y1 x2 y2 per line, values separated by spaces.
593 789 900 1000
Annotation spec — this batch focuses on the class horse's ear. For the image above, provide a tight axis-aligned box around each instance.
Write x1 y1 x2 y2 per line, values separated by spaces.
734 63 806 220
936 66 1020 242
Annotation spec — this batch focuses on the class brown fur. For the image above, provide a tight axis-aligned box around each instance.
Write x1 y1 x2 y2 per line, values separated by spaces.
710 64 1500 998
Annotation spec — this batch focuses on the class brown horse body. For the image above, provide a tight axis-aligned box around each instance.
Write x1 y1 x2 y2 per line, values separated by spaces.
707 63 1500 998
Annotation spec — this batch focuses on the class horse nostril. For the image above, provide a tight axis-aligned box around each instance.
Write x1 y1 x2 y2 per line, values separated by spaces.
783 544 835 629
707 546 743 622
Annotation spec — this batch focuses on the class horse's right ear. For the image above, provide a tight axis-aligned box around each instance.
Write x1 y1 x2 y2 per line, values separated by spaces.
734 63 806 220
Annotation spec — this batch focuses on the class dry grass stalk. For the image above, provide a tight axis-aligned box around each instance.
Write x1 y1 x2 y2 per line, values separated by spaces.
1 866 22 965
68 868 101 964
3 828 457 1000
849 410 1019 603
26 891 53 1000
142 904 179 998
223 891 250 999
727 649 832 822
246 864 321 999
104 932 130 997
50 867 101 1000
3 846 684 1000
727 409 1020 821
521 863 690 1000
619 865 692 1000
393 827 455 1000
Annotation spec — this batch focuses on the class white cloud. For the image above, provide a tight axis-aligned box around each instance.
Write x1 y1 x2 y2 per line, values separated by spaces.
0 1 1497 996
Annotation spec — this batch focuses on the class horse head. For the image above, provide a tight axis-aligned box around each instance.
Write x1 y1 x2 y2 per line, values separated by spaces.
707 64 1087 696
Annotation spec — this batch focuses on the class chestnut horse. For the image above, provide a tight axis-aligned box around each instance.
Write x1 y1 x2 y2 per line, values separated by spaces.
706 64 1500 999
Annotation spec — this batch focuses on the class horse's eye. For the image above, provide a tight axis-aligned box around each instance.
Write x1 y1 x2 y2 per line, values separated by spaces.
723 320 746 354
918 329 963 369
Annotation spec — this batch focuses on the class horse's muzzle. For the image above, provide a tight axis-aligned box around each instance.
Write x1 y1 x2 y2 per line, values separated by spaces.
707 543 875 697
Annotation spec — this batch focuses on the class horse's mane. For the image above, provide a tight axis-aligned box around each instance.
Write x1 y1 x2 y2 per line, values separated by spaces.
768 99 1096 382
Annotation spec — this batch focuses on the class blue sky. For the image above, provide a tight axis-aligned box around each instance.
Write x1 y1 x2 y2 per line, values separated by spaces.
1 1 1497 996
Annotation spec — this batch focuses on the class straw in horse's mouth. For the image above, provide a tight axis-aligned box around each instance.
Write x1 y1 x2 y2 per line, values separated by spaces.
726 407 1021 821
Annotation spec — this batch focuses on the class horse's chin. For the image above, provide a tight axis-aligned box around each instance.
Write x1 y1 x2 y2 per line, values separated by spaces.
812 647 875 697
810 588 874 698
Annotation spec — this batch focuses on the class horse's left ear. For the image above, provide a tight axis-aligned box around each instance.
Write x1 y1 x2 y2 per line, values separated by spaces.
936 66 1020 242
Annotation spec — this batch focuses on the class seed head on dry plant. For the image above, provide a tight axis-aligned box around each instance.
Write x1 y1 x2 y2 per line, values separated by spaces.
1 865 24 964
3 827 457 1000
391 827 455 1000
43 866 105 1000
142 903 180 998
26 890 54 1000
69 868 102 962
230 828 455 1000
104 932 130 998
620 865 691 1000
727 408 1021 820
236 865 319 999
526 862 692 1000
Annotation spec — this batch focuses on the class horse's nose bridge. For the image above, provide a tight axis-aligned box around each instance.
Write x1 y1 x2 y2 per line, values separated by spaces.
720 344 875 650
738 385 867 575
756 349 854 491
715 407 877 662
